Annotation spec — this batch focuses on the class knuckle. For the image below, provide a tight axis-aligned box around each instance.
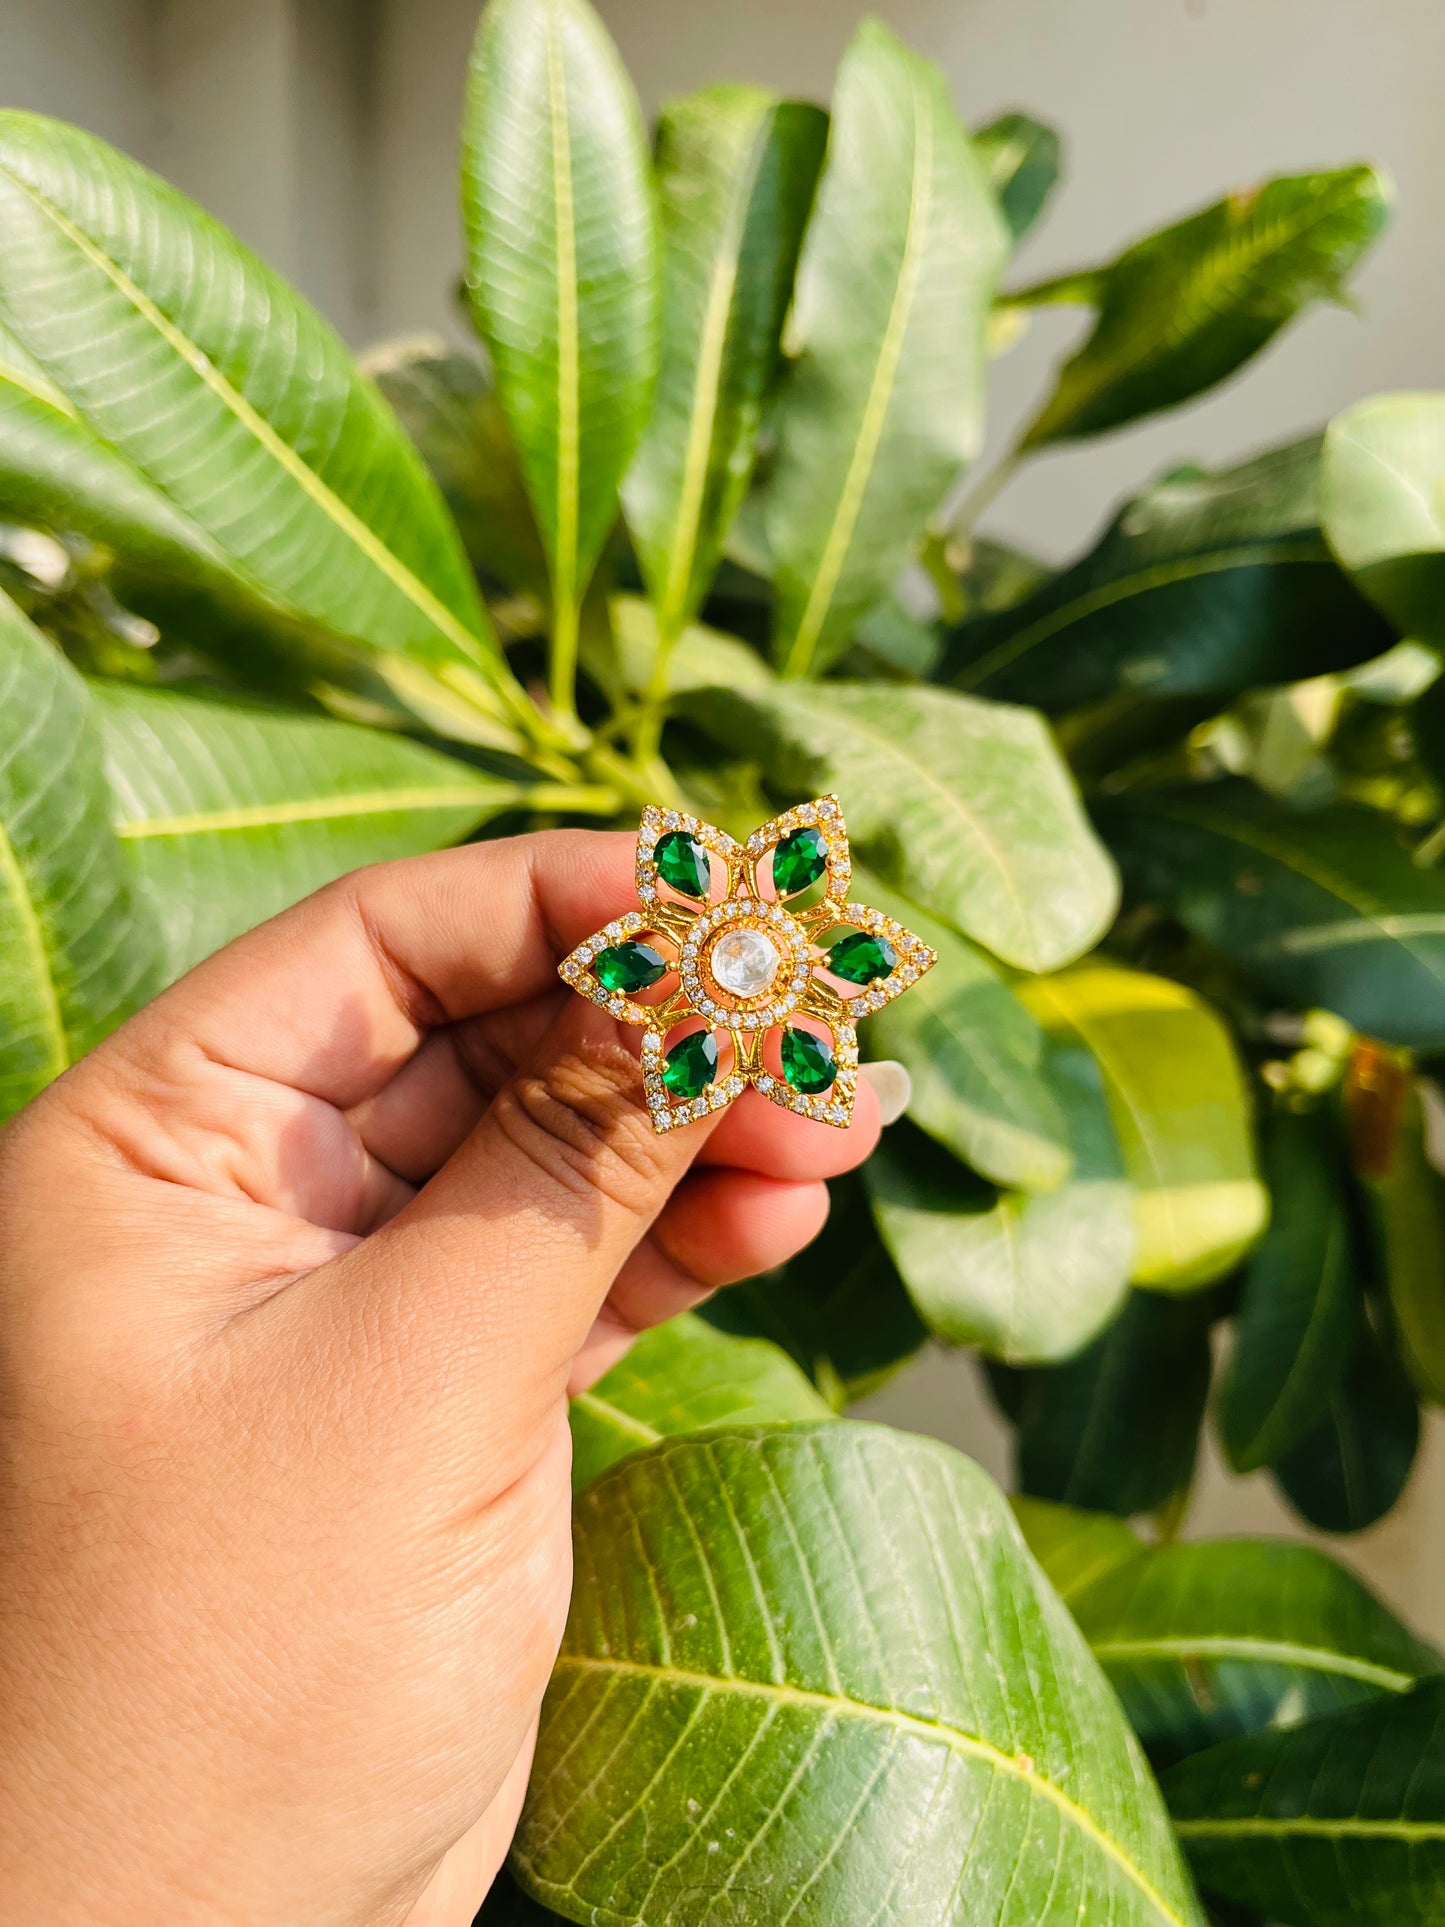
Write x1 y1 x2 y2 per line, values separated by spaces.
490 1033 668 1215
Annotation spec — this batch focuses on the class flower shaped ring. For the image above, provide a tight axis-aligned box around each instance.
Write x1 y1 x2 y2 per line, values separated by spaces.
558 797 936 1132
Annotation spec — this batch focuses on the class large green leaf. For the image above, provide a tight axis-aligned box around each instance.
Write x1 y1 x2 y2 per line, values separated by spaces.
1020 965 1266 1292
973 111 1061 243
1219 1104 1363 1471
0 591 162 1118
1163 1678 1445 1927
1019 166 1389 448
1071 1540 1438 1768
1269 1314 1420 1533
867 1079 1132 1363
364 339 548 600
945 438 1395 709
1320 391 1445 644
703 1174 928 1405
569 1313 832 1489
1008 1288 1217 1517
687 678 1118 970
623 87 824 647
92 682 525 982
1102 781 1445 1049
1367 1079 1445 1405
861 871 1070 1189
766 21 1006 676
0 114 527 748
516 1424 1206 1927
462 0 658 706
1009 1495 1141 1603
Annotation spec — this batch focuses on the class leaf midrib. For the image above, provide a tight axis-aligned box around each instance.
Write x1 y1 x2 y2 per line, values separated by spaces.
0 813 68 1081
569 1391 660 1448
545 0 581 615
1092 1632 1418 1692
0 159 494 671
553 1651 1193 1927
113 783 510 839
1172 1814 1445 1842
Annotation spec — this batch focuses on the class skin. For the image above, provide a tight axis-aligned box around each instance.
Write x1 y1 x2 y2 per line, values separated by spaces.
0 831 884 1926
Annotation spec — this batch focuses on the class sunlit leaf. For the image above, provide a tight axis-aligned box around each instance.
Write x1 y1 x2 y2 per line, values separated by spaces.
973 111 1061 243
1321 390 1445 644
946 438 1394 709
1020 166 1389 448
1009 1495 1140 1603
767 22 1006 675
516 1424 1206 1927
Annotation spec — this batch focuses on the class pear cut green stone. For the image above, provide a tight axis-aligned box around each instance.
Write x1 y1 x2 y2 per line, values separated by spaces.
592 940 667 994
780 1025 836 1094
827 931 897 986
662 1030 719 1098
772 825 829 895
654 831 710 898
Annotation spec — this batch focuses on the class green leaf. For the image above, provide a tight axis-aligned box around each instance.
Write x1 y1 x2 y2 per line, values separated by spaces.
860 871 1071 1189
0 591 162 1118
364 338 548 600
766 21 1006 676
1072 1539 1438 1768
1010 1288 1217 1517
569 1313 832 1489
1009 1495 1141 1604
1101 781 1445 1049
973 111 1062 243
1367 1079 1445 1405
92 682 524 982
946 438 1395 709
1162 1678 1445 1927
623 86 825 645
1220 1104 1365 1471
686 678 1118 970
1321 391 1445 644
0 114 524 744
517 1424 1206 1927
867 1081 1132 1364
463 0 659 702
1020 965 1267 1292
1020 166 1389 448
1270 1314 1420 1533
609 594 774 699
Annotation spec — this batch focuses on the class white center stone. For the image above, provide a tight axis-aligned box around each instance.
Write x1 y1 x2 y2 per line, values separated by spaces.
709 926 781 999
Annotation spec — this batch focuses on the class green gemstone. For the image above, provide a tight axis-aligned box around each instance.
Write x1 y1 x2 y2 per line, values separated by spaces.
780 1025 837 1094
662 1030 719 1098
772 825 829 896
592 940 668 994
654 831 710 898
827 931 897 986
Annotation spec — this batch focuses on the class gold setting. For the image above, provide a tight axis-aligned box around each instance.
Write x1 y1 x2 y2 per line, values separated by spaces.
558 796 936 1131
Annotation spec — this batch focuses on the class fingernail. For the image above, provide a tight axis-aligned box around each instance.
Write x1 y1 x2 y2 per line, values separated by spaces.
859 1059 911 1126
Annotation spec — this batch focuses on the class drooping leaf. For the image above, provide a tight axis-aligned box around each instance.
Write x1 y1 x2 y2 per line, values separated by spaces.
1220 1103 1364 1471
686 679 1118 970
1020 965 1266 1292
1365 1079 1445 1406
92 682 523 982
1270 1314 1420 1533
1019 166 1390 448
702 1173 928 1405
972 111 1061 242
364 338 548 600
1320 390 1445 645
0 113 526 746
0 591 162 1119
1009 1495 1141 1603
1162 1678 1445 1927
516 1425 1206 1927
1071 1539 1438 1767
766 22 1006 676
867 1076 1132 1364
945 438 1395 709
569 1313 832 1490
1010 1288 1217 1517
1101 781 1445 1049
462 0 659 683
623 86 825 646
860 871 1071 1190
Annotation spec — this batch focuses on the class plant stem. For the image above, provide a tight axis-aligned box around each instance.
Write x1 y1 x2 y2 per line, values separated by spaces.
632 616 680 766
550 592 581 725
522 781 621 817
946 447 1022 546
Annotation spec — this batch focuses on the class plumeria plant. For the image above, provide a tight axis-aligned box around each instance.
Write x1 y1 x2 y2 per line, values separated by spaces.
1 1 1444 1922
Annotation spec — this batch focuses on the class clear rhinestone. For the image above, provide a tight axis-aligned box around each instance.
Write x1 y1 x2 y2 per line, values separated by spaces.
710 927 781 998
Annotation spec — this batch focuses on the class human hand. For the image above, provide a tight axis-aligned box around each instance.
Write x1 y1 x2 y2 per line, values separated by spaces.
0 832 892 1927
